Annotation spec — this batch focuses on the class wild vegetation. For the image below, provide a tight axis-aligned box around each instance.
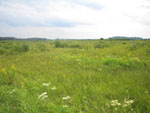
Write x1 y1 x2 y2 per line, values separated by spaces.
0 39 150 113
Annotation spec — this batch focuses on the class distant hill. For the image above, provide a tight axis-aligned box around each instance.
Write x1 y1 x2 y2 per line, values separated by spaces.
109 36 143 40
23 38 47 40
0 37 48 41
0 36 148 41
0 37 17 40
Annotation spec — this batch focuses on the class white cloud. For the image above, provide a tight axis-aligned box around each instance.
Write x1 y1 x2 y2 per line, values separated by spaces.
0 0 150 38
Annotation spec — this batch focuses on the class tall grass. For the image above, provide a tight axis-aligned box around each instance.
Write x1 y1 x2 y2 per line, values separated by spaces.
0 40 150 113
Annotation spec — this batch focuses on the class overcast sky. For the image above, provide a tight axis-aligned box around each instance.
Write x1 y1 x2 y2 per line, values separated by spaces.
0 0 150 39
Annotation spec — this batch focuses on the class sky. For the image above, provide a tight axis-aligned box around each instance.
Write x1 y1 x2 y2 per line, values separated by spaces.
0 0 150 39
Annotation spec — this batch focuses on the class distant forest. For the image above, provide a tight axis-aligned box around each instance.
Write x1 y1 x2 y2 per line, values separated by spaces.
109 36 144 40
0 37 47 41
0 36 149 40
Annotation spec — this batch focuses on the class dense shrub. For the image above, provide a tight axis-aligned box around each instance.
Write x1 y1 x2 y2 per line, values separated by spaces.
55 40 61 48
0 44 29 55
70 44 82 48
102 58 146 69
14 44 29 53
54 40 70 48
94 42 110 49
39 44 48 51
103 58 128 67
54 40 83 48
22 45 29 52
129 42 149 51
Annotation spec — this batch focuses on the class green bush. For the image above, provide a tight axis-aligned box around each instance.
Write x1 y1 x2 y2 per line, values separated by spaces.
0 43 29 55
103 57 148 69
55 40 61 48
54 40 69 48
38 44 48 51
70 44 82 48
103 58 137 69
14 44 29 53
22 45 29 52
94 43 110 49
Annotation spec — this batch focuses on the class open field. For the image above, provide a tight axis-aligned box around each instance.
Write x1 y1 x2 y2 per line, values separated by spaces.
0 39 150 113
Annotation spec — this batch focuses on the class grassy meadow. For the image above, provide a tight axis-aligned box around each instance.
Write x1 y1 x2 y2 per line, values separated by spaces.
0 39 150 113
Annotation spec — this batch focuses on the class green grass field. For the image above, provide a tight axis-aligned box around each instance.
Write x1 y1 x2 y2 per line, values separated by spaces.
0 40 150 113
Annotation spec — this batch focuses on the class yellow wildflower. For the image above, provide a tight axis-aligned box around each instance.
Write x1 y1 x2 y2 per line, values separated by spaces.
21 82 24 86
24 78 27 82
1 68 6 74
136 58 140 62
11 65 16 71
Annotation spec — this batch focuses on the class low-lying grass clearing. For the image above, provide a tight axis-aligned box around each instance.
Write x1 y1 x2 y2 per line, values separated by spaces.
0 40 150 113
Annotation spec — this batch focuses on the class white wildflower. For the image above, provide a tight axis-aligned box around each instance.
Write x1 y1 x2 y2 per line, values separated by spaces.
38 92 47 99
62 96 70 100
63 105 68 108
77 59 80 61
123 104 128 107
124 99 134 104
122 99 134 107
111 100 121 106
117 103 121 106
51 86 56 90
111 103 116 106
41 95 48 100
98 68 102 71
111 100 118 103
129 100 134 104
42 82 51 86
9 89 16 94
